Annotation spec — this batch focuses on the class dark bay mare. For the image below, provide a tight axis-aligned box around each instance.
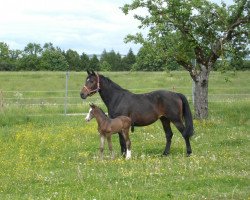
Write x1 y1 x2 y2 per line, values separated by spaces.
85 103 132 159
81 70 194 156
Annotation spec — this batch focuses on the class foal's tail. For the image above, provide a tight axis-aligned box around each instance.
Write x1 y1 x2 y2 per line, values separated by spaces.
178 93 194 137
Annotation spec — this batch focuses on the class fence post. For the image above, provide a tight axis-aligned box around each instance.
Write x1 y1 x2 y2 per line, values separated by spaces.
0 91 3 111
64 71 69 116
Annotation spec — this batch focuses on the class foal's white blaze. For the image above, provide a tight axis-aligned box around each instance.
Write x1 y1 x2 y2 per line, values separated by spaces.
85 108 92 121
126 150 131 160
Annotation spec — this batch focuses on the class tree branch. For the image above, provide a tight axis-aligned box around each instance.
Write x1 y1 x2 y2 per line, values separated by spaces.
175 57 198 80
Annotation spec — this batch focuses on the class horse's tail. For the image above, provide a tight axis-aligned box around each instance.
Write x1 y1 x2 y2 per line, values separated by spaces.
178 93 194 137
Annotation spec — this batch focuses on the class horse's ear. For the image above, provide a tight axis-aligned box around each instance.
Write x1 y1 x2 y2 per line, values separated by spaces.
91 70 96 75
87 70 91 75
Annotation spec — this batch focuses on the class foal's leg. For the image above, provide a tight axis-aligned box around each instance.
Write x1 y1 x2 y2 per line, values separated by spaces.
122 129 131 159
160 117 173 156
172 120 192 156
118 132 127 156
99 135 105 160
107 135 114 159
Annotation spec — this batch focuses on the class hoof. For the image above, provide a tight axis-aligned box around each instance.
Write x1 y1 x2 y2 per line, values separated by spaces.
162 152 170 156
187 152 192 157
121 152 126 158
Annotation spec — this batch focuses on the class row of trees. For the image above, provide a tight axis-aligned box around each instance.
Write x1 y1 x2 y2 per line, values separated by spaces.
1 41 248 72
0 42 137 71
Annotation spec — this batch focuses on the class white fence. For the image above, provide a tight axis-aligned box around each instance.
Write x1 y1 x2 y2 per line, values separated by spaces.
1 90 250 116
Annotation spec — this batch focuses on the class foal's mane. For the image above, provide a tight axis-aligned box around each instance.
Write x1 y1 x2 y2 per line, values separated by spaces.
95 106 108 118
100 75 129 92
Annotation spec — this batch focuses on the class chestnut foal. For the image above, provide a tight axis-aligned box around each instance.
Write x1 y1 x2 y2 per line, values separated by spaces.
85 104 132 159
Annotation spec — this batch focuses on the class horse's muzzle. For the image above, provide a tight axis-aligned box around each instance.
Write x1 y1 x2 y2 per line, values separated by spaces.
80 93 87 99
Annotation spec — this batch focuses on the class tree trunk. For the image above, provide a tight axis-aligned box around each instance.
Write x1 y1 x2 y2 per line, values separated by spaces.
192 66 210 119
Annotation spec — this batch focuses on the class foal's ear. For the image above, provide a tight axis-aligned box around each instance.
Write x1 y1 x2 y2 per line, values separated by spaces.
87 70 91 75
91 70 96 75
89 103 95 108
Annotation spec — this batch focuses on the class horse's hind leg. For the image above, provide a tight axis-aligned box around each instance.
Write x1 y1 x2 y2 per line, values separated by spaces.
118 132 127 156
172 121 192 156
160 117 173 156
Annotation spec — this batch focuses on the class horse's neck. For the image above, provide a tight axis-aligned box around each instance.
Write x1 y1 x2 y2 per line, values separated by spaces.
99 76 129 108
94 109 109 126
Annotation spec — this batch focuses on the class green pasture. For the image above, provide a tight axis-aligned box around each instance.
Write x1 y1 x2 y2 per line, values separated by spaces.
0 71 249 199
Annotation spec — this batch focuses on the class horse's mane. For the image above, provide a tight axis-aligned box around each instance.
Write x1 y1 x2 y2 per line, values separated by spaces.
100 75 128 92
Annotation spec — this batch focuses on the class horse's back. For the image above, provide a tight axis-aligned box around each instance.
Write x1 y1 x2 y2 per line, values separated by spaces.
131 90 182 119
110 89 184 124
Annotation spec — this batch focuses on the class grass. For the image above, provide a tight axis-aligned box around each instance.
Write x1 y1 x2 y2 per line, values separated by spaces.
0 71 249 199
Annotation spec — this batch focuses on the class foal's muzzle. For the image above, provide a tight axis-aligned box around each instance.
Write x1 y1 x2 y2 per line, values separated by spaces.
85 117 90 122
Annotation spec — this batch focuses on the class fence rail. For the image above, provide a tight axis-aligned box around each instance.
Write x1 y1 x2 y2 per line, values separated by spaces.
1 71 249 116
2 91 250 106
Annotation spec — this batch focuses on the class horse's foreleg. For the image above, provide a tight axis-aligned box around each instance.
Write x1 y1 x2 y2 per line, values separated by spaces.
173 121 192 156
100 135 105 160
160 117 173 156
107 135 114 159
118 132 126 156
123 129 131 160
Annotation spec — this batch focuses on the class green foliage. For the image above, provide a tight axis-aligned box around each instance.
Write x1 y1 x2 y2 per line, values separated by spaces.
80 53 90 70
121 48 136 71
0 42 138 71
122 0 249 72
100 50 123 71
23 43 43 56
18 54 41 71
89 55 100 71
100 61 111 71
65 49 81 71
40 50 69 71
0 38 248 71
0 42 17 71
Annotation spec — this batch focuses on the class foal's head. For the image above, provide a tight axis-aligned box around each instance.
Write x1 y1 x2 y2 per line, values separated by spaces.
85 103 96 122
85 103 106 122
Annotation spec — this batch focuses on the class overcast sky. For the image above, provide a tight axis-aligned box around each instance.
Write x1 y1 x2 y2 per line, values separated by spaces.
0 0 233 55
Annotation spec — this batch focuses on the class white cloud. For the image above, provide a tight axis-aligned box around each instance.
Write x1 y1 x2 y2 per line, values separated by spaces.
0 0 141 54
0 0 234 55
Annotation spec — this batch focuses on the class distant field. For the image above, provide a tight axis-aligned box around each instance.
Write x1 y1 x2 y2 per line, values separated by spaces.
0 71 249 199
0 71 249 115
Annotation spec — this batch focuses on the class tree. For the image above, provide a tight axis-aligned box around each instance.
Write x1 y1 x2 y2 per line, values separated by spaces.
100 60 112 71
40 49 69 71
122 48 136 70
133 43 168 71
19 54 40 71
80 53 90 70
89 55 100 71
100 49 122 71
122 0 250 119
24 43 42 56
65 49 81 71
43 42 56 51
0 42 11 70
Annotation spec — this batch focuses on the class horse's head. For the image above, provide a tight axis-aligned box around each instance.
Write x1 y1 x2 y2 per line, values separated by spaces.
80 70 100 99
85 103 96 122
